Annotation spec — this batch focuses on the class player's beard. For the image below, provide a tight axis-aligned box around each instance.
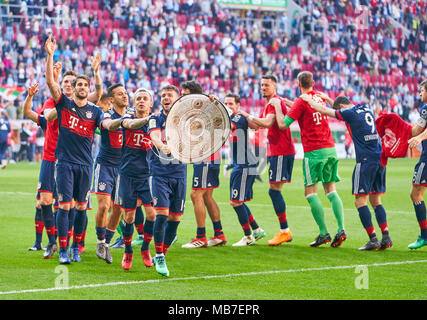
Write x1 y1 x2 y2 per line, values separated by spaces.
75 92 87 100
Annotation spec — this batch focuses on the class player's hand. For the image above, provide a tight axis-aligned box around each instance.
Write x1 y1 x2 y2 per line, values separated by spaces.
408 137 422 149
283 98 294 107
237 110 249 117
209 94 218 102
45 35 56 55
300 93 311 102
28 83 39 97
316 91 330 101
91 52 101 73
161 144 171 154
268 97 281 108
53 62 62 83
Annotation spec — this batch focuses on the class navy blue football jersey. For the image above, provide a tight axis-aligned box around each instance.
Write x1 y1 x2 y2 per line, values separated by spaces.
55 94 104 166
147 111 187 178
335 104 381 162
230 113 258 168
96 107 126 167
418 104 427 162
119 113 151 178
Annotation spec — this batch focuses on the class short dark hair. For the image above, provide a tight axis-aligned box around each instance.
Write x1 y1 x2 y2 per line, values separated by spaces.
297 71 314 89
71 74 90 87
420 79 427 91
180 80 203 94
99 92 109 101
261 74 277 83
107 83 124 97
63 70 76 78
60 70 76 84
332 96 352 110
161 84 180 96
225 92 240 104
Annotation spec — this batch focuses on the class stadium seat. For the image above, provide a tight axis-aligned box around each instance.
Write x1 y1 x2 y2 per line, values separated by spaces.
52 26 58 37
106 20 112 30
81 27 89 39
103 10 110 20
77 0 84 10
60 28 67 40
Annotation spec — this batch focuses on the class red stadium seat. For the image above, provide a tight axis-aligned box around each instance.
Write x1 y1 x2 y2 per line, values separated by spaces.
81 27 89 38
103 10 110 20
77 0 84 10
72 26 80 38
52 26 58 37
98 19 105 29
60 27 67 40
84 1 91 10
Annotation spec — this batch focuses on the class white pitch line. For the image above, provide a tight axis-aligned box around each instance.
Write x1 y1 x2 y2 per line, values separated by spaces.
1 259 426 296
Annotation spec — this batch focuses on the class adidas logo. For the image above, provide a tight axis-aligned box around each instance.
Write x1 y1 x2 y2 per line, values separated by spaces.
422 180 427 184
208 183 212 187
359 189 365 193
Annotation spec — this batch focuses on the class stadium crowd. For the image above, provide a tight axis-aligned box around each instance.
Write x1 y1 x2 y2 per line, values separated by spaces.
0 0 426 162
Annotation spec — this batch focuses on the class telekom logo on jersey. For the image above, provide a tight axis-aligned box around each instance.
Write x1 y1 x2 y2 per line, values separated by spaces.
126 130 152 150
61 109 95 138
313 112 328 125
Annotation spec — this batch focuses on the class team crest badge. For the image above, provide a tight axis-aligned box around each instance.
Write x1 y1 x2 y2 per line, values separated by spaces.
98 182 106 191
86 111 93 119
58 193 63 202
152 197 158 206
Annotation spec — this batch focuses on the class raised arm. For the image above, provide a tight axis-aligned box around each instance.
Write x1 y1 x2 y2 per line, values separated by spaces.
22 83 40 123
44 62 62 121
87 52 103 104
300 94 337 119
45 36 62 103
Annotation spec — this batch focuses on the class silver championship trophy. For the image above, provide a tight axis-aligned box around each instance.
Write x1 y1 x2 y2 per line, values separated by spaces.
164 94 231 164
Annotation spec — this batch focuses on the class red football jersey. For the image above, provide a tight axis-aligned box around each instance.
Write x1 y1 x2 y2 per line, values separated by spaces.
40 97 58 162
287 90 335 153
261 95 295 157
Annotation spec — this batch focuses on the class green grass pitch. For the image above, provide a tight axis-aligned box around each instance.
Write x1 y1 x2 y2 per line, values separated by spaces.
0 158 426 300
